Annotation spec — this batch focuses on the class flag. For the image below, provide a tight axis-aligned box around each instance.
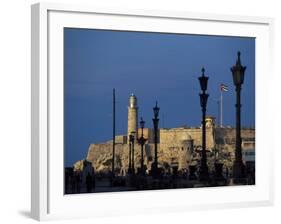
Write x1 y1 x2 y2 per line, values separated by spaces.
220 84 228 92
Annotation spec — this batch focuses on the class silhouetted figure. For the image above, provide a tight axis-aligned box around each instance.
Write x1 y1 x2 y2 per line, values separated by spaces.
65 174 69 193
86 173 92 193
71 176 76 193
226 167 229 179
183 169 188 180
214 163 225 184
92 174 96 191
189 165 197 180
76 174 81 193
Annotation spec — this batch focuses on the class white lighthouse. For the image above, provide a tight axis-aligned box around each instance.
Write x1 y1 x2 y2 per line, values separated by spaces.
127 93 138 142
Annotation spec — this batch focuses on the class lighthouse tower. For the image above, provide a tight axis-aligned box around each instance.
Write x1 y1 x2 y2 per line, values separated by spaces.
127 94 138 142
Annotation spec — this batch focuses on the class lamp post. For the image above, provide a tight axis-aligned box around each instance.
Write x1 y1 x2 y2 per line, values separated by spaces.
152 101 160 178
138 117 147 175
112 88 116 178
198 67 209 181
231 51 246 182
130 131 136 174
128 134 133 174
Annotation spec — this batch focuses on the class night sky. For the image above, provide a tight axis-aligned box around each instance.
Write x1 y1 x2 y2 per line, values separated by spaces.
64 28 255 167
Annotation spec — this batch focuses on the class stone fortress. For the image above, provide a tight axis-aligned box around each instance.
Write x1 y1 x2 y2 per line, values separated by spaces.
74 94 255 175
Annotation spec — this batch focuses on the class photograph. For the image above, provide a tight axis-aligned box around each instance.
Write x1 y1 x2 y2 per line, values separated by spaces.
63 28 255 194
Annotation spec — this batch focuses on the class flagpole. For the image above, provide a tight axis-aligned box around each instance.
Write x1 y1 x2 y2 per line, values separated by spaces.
220 89 223 127
217 99 220 128
112 88 116 177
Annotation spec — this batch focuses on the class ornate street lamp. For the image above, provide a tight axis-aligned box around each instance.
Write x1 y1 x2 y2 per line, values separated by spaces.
152 101 160 178
128 133 133 174
198 67 209 181
231 51 246 182
138 117 147 175
130 131 136 174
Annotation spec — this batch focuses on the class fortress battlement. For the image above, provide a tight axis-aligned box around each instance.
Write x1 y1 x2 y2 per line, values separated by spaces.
74 94 255 175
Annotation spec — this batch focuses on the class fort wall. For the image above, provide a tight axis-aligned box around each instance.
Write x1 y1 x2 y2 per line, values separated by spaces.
83 127 255 174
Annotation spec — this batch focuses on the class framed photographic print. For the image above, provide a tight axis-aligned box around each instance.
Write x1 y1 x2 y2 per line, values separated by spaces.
31 2 274 221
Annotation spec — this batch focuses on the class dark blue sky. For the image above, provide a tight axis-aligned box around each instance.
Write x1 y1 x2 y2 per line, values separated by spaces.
64 28 255 167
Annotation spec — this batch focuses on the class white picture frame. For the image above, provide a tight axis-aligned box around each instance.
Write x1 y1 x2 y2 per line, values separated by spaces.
31 2 274 221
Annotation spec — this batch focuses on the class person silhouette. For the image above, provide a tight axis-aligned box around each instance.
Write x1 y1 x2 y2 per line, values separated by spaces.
86 173 92 193
92 174 96 191
76 174 81 193
71 175 76 193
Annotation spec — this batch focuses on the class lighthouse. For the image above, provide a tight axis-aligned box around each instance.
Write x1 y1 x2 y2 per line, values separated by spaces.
127 94 138 142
